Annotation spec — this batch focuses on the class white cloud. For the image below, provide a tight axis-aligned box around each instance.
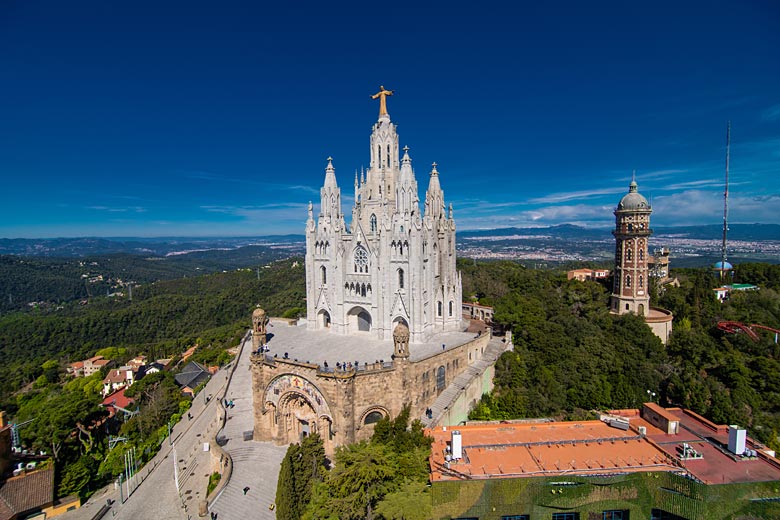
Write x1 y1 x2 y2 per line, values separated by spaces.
762 104 780 121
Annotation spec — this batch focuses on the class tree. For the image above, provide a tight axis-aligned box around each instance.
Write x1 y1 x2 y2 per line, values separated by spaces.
304 441 396 520
276 433 326 520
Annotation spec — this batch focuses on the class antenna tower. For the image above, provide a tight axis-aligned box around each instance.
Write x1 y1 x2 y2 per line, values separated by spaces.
720 121 731 280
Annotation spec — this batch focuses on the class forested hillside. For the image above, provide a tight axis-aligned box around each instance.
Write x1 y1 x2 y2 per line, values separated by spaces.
467 260 780 452
0 245 291 313
0 258 305 408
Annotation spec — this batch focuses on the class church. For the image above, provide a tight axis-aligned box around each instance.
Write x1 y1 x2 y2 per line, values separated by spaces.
305 86 462 343
250 89 506 455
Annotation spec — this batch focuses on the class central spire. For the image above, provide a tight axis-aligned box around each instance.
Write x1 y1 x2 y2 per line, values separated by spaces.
371 86 394 118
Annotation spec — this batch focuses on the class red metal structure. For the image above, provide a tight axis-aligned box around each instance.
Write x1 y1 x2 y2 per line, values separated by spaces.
717 321 780 343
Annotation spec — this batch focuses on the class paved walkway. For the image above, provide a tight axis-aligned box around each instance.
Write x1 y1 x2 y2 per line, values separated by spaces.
208 332 287 520
57 335 248 520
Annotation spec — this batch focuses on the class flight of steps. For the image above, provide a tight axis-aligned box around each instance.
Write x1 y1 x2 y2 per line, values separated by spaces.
422 336 510 429
208 442 286 520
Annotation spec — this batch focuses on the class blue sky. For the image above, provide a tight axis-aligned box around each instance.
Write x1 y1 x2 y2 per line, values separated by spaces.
1 0 778 238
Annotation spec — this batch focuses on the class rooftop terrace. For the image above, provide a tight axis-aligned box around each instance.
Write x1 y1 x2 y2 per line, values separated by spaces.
429 404 780 485
258 318 481 367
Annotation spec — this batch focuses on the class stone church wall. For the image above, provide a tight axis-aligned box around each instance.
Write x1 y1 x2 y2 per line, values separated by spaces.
251 332 491 455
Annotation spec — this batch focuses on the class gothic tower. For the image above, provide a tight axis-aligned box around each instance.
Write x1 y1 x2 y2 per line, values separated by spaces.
305 88 462 343
610 174 652 317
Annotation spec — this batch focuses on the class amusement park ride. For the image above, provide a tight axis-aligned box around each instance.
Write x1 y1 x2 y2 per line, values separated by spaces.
717 321 780 343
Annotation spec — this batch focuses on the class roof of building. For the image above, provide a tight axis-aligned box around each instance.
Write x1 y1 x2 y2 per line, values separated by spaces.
0 467 54 520
102 369 132 385
713 261 734 270
617 180 650 212
428 420 679 482
101 388 135 414
613 406 780 484
429 405 780 486
174 361 210 390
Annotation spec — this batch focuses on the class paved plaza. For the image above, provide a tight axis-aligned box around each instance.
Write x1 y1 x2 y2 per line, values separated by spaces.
258 318 479 366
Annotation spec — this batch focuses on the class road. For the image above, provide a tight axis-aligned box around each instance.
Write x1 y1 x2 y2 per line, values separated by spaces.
59 332 283 520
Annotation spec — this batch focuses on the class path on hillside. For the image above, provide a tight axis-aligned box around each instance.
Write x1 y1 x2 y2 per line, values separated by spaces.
208 334 287 520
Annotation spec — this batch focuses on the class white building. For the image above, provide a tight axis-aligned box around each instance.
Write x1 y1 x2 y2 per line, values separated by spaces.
305 88 462 344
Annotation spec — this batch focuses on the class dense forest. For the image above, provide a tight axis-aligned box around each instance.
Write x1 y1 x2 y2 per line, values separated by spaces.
0 258 305 410
0 245 291 313
466 260 780 452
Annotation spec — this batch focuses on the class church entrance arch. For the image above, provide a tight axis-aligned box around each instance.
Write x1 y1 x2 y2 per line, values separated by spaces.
263 374 334 447
393 316 408 328
347 306 372 333
318 309 331 329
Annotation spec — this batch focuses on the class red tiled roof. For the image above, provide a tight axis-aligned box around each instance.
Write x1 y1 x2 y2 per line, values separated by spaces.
101 388 135 411
428 421 679 482
0 468 54 520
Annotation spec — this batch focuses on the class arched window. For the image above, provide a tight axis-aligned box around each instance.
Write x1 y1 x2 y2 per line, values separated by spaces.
436 366 446 391
448 301 453 316
639 249 644 261
626 248 632 261
437 301 443 316
320 266 326 285
625 275 632 288
370 214 377 233
639 275 644 288
361 283 366 297
387 144 391 167
398 269 404 289
364 411 383 425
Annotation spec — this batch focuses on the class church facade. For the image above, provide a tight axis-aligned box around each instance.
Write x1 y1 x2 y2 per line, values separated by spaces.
305 86 462 343
250 90 503 455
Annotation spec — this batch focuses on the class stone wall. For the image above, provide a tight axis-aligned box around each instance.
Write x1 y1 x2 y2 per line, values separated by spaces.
252 333 491 455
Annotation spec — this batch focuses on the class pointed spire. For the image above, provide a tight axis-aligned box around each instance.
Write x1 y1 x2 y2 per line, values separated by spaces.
324 156 338 189
448 202 453 219
402 145 411 164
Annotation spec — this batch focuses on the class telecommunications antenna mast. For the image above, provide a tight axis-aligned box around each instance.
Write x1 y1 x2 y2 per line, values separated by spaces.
720 121 731 280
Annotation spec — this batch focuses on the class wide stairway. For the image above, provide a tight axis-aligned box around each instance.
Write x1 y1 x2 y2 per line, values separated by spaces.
421 335 510 429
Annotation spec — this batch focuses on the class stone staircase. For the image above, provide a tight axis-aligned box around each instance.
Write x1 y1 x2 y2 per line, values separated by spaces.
422 336 510 428
208 332 287 519
208 441 286 520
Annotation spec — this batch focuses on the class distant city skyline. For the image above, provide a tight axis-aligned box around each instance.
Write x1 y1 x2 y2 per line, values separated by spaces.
1 1 779 238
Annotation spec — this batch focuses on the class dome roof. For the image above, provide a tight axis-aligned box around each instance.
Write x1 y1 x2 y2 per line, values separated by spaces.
252 306 266 318
617 180 650 211
713 261 733 270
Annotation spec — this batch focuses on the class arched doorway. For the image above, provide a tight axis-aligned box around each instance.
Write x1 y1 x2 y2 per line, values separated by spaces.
347 306 372 333
280 392 319 443
318 309 331 329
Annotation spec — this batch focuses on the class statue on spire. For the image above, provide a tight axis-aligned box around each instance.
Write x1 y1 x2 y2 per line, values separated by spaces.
371 86 394 117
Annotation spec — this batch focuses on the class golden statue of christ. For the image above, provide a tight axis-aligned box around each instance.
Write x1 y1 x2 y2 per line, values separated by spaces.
371 86 394 117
